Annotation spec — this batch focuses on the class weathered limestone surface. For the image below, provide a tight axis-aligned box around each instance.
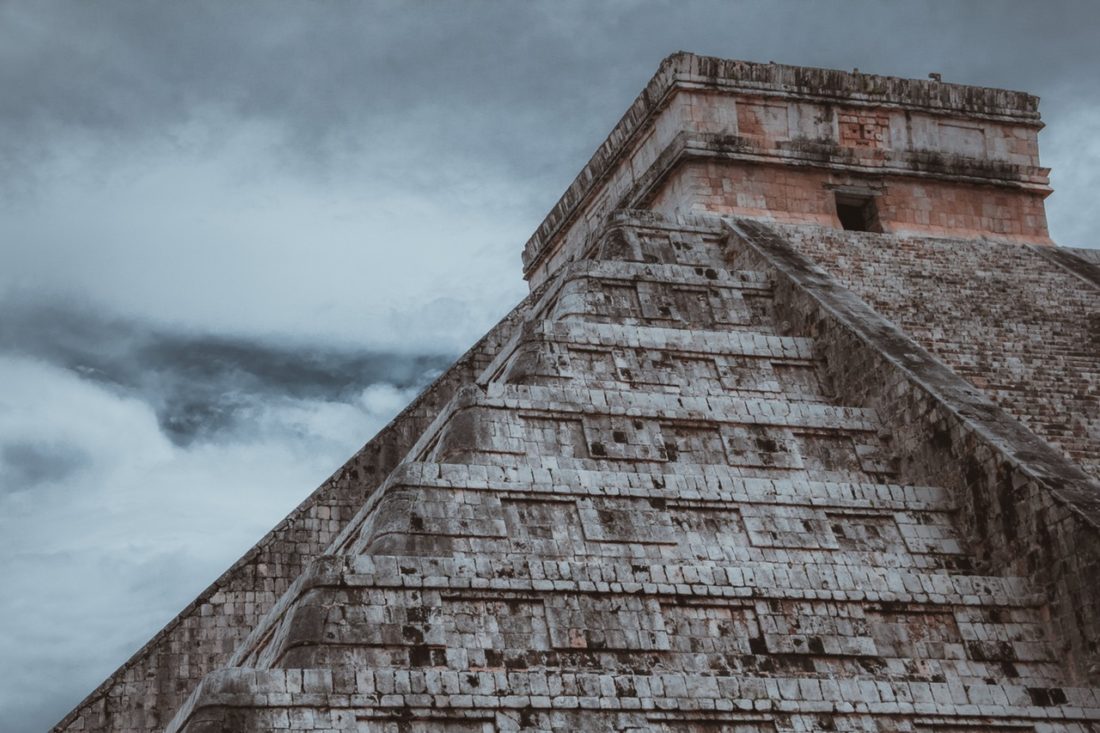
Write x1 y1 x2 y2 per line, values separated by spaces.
57 53 1100 733
770 225 1100 480
649 162 1050 243
1069 248 1100 268
726 217 1100 686
162 216 1100 732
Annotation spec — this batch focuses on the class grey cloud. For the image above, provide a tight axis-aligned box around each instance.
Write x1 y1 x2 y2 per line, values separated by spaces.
0 298 451 445
1 1 607 186
0 440 89 491
6 1 1098 191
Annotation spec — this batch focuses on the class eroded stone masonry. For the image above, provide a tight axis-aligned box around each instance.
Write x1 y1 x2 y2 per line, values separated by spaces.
57 53 1100 733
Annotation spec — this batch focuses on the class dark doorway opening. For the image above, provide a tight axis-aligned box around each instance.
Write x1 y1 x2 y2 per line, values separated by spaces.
834 192 883 232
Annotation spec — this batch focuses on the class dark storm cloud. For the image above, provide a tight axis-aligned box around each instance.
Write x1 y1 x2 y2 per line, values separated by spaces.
140 337 448 443
4 0 1099 192
0 298 451 445
0 440 89 491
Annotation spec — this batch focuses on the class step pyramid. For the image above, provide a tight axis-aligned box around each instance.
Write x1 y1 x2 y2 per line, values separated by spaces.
161 214 1100 732
55 53 1100 733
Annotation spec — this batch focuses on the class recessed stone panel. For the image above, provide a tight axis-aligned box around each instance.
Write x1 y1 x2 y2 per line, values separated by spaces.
741 506 839 549
662 602 760 655
520 415 589 459
663 423 727 464
577 497 677 544
866 609 965 661
723 425 803 469
756 600 877 657
439 597 551 654
826 511 907 553
670 504 749 561
795 431 866 475
546 596 669 652
583 416 667 461
501 498 585 556
716 356 781 393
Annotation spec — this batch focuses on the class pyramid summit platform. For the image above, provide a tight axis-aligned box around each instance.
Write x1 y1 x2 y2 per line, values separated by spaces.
57 53 1100 733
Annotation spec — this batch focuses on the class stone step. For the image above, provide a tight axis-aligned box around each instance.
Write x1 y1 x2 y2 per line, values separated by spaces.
324 463 964 570
556 260 771 291
236 554 1044 638
544 260 776 332
222 554 1059 692
333 463 966 570
478 384 872 428
354 492 969 569
333 554 1040 607
363 463 951 512
264 597 1064 689
533 321 815 359
166 667 1100 733
487 321 827 401
408 384 888 477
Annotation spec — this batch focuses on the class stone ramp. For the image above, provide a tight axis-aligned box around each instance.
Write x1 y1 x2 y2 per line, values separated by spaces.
769 223 1100 482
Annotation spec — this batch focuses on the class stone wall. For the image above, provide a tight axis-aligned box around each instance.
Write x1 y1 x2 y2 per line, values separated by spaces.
55 49 1100 730
649 160 1050 242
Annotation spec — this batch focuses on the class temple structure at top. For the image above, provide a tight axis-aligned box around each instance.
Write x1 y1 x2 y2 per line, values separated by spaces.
57 53 1100 733
522 54 1052 288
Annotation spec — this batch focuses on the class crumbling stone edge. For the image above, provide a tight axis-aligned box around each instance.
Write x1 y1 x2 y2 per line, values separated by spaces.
1029 244 1100 292
724 216 1100 682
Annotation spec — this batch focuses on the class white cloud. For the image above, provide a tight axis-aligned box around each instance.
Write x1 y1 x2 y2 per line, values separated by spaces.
358 382 423 421
1044 100 1100 249
0 354 415 729
0 111 531 355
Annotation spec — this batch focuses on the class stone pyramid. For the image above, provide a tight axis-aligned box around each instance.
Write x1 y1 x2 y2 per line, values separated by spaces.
58 54 1100 733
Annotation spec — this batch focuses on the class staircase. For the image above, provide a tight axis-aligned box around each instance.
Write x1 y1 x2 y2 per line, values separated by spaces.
168 216 1100 732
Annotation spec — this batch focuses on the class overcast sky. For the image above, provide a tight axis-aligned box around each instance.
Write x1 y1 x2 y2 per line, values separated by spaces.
2 2 1099 730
